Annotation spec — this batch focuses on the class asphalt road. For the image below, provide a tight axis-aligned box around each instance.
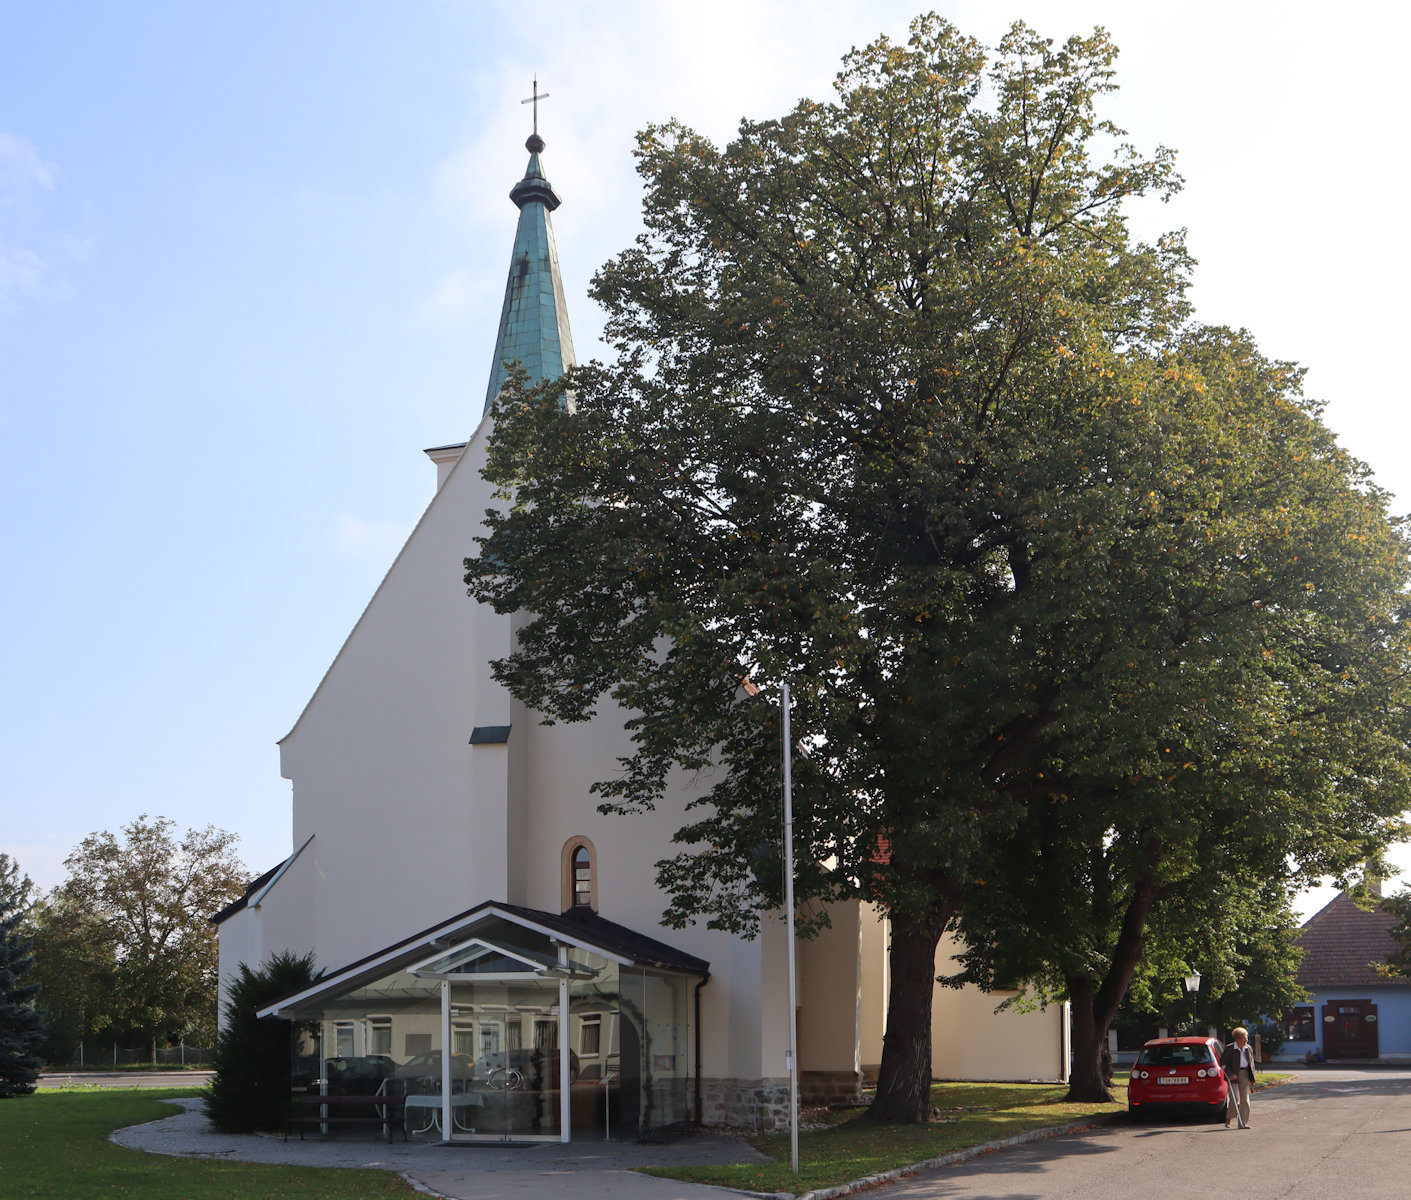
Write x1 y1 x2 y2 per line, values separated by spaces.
38 1070 214 1089
879 1067 1411 1200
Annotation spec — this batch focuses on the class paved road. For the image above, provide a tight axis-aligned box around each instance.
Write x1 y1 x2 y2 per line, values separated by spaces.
879 1068 1411 1200
39 1070 214 1089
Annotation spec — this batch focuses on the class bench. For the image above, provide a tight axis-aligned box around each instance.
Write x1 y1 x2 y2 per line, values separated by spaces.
284 1093 407 1141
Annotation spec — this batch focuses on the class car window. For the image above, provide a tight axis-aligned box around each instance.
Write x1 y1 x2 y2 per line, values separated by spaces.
1138 1045 1210 1066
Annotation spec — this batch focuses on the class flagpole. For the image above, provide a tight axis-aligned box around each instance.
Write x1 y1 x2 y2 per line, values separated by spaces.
782 682 799 1174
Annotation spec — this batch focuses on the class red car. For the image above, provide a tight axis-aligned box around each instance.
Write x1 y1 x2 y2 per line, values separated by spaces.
1127 1036 1228 1123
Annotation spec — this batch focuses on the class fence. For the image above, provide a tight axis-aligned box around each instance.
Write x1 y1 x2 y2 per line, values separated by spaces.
50 1043 214 1069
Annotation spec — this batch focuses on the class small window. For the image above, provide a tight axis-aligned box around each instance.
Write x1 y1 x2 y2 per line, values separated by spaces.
334 1022 355 1058
1283 1005 1315 1042
368 1018 392 1057
579 1016 601 1057
573 847 592 907
561 837 598 911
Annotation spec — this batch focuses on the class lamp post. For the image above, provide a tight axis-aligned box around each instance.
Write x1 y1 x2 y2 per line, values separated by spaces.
1183 971 1202 1035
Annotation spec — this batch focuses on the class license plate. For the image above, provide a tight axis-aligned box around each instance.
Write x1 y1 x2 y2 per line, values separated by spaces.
1157 1077 1189 1085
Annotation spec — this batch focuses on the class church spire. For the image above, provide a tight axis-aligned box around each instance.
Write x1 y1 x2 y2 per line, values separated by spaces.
482 90 577 416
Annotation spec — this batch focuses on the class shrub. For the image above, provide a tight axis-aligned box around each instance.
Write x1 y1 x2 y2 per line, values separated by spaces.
203 951 318 1132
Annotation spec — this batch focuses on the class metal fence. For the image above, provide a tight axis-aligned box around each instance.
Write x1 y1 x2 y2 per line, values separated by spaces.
50 1043 213 1069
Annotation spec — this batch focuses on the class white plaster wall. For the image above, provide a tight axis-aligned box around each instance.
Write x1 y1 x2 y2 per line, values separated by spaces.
931 933 1069 1081
275 421 510 972
514 704 789 1084
858 903 888 1075
796 901 862 1073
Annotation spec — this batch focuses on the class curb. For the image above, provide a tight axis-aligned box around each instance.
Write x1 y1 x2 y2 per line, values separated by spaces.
788 1114 1125 1200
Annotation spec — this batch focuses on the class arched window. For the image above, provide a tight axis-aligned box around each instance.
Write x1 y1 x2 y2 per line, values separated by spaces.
573 846 592 908
561 837 597 911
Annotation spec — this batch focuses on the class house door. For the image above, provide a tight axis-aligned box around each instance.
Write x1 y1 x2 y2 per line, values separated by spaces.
1322 1000 1379 1059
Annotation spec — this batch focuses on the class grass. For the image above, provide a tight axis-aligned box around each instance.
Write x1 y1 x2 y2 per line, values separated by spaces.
645 1080 1129 1195
1 1087 418 1199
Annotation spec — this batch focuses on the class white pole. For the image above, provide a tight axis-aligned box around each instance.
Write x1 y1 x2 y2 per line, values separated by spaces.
559 947 571 1142
782 683 799 1175
441 981 452 1141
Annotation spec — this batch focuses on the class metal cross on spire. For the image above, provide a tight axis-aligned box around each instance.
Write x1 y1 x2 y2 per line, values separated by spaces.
521 77 549 136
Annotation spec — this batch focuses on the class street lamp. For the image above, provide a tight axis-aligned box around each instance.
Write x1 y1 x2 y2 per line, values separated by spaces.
1183 971 1202 1035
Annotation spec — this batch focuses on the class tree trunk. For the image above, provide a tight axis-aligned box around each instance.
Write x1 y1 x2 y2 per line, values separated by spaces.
1065 864 1160 1103
1066 978 1112 1102
868 923 945 1123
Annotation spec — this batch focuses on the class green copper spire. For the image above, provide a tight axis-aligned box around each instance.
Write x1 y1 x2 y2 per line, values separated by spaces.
482 129 577 415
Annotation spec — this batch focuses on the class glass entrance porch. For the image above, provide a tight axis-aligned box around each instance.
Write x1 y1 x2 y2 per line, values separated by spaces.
271 905 701 1143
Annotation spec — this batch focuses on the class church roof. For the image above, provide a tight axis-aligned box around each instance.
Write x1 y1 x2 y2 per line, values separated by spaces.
482 130 577 415
1295 890 1411 990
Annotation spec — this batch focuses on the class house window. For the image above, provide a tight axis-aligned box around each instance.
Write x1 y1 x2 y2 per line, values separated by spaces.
368 1018 392 1057
1283 1005 1315 1041
561 836 598 911
452 1022 476 1057
579 1015 601 1058
334 1022 355 1058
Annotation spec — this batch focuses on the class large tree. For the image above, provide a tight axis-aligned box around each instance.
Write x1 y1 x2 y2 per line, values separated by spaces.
35 816 247 1060
467 15 1411 1119
0 854 46 1097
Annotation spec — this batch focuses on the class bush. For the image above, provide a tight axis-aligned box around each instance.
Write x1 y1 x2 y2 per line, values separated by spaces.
203 952 318 1132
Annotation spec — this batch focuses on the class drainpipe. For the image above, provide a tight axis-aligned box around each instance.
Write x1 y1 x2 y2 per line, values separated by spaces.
694 974 710 1126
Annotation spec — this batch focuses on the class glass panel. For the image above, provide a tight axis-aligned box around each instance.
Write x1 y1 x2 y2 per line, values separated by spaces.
642 973 689 1129
445 977 564 1140
569 957 620 1139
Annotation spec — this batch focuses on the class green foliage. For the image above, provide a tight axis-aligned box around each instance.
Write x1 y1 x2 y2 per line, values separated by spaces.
466 13 1411 1114
1112 880 1305 1035
0 1087 415 1198
30 815 247 1059
1380 888 1411 978
204 951 319 1133
0 854 45 1097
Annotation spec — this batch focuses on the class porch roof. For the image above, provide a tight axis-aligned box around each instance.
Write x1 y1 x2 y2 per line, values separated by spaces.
256 899 709 1019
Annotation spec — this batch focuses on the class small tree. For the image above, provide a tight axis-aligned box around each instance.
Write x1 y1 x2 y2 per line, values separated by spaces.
204 951 318 1133
0 854 46 1097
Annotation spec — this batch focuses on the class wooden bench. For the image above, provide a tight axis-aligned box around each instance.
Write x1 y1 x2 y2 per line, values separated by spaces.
284 1093 407 1141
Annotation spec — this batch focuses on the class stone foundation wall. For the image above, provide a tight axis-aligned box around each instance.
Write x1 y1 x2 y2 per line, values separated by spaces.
699 1077 791 1130
799 1068 863 1105
697 1070 863 1130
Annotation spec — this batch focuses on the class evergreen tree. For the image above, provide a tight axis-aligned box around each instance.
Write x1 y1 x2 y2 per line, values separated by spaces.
204 951 318 1133
0 854 46 1098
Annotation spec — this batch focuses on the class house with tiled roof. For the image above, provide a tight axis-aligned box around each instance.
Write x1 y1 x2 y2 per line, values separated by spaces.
1280 887 1411 1061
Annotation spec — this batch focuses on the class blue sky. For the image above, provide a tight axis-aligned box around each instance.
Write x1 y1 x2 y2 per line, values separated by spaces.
2 0 1407 922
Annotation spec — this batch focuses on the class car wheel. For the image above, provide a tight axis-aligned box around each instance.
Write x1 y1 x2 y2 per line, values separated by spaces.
1128 1105 1143 1124
1209 1101 1227 1124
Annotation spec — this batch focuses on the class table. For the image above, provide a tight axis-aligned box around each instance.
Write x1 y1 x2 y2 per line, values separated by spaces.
403 1092 486 1135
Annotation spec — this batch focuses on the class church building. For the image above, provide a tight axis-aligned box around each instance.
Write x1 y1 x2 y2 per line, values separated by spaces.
214 116 1069 1142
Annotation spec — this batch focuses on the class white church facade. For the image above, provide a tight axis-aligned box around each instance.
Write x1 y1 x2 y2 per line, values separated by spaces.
214 123 1069 1140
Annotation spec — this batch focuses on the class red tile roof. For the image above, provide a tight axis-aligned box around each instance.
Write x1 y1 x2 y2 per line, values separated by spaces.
1295 891 1411 990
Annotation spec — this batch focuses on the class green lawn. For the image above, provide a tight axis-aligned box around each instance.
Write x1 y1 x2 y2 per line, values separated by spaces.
645 1080 1129 1195
0 1087 417 1199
